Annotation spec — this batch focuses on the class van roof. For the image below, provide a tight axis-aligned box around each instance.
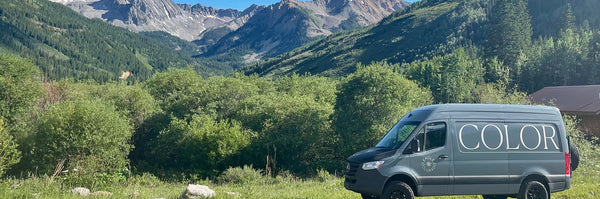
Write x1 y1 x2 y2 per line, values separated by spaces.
414 104 560 115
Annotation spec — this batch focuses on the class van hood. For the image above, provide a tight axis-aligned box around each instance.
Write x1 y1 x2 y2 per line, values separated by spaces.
347 147 396 163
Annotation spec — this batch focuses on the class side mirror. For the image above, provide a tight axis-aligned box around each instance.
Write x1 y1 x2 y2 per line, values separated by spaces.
412 139 421 153
403 139 421 154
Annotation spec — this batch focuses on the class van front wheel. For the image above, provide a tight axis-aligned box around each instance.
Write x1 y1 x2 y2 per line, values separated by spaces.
518 180 548 199
382 181 414 199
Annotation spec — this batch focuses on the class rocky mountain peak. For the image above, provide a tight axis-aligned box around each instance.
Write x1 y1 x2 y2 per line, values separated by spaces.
208 0 411 63
48 0 262 41
127 0 184 23
241 4 264 15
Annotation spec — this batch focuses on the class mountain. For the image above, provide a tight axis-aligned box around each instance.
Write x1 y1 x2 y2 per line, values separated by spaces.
0 0 213 82
243 0 600 78
50 0 410 69
206 0 411 64
48 0 264 41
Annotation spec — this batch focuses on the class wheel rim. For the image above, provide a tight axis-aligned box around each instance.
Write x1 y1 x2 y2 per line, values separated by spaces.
527 184 546 199
389 190 407 199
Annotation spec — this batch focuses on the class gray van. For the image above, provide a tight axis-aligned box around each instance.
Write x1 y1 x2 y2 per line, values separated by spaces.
344 104 577 199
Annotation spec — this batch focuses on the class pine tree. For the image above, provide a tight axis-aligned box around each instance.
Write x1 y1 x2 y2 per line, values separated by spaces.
585 31 600 84
561 3 576 31
485 0 533 84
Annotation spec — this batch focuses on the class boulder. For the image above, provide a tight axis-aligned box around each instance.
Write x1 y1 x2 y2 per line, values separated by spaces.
179 184 215 199
70 187 90 196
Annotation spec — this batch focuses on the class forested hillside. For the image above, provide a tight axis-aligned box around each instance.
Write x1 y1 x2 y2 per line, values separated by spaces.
243 0 487 77
0 0 212 82
245 0 600 94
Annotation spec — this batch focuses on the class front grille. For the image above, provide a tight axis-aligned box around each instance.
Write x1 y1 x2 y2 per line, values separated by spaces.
345 162 360 184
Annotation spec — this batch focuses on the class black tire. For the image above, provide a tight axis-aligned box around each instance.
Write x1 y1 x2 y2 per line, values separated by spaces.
382 181 414 199
518 180 548 199
482 195 508 199
361 193 380 199
569 141 580 171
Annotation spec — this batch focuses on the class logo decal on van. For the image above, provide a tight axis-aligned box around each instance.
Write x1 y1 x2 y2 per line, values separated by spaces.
421 156 437 172
458 123 560 152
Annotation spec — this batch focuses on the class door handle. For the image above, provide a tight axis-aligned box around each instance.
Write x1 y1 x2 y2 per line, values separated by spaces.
438 155 448 159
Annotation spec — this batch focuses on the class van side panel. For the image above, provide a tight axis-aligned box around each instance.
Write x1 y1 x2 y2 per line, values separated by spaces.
451 114 567 195
452 120 509 195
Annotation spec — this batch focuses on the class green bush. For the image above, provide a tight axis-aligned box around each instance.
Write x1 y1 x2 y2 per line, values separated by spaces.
217 165 264 185
69 83 159 128
144 68 203 118
31 99 133 174
0 54 43 123
333 63 433 157
256 94 336 174
147 114 251 175
0 118 20 176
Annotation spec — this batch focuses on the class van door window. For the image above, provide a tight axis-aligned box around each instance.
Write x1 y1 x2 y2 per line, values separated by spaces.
426 122 446 150
414 122 447 152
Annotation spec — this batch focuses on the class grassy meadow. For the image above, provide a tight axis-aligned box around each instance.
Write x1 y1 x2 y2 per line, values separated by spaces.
1 164 597 199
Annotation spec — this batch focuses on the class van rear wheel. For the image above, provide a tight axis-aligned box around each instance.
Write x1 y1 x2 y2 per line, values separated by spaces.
382 181 414 199
518 180 548 199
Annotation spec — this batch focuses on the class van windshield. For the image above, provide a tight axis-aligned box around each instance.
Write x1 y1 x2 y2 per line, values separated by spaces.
376 121 420 148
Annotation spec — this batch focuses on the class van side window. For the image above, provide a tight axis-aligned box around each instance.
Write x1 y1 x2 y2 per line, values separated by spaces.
425 122 446 150
413 122 447 153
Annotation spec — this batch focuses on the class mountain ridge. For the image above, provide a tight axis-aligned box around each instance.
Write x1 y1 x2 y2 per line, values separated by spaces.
205 0 411 64
48 0 265 41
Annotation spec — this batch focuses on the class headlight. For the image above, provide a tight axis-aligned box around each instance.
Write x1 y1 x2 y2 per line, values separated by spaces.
362 161 385 170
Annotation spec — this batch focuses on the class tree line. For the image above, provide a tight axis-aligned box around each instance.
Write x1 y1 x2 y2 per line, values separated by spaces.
0 51 531 180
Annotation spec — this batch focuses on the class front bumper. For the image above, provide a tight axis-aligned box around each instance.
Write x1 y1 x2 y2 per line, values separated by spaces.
344 161 388 196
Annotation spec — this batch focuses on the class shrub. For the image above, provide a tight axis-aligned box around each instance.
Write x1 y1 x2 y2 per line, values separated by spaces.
0 119 20 176
217 165 264 185
144 68 202 118
31 99 133 174
147 114 251 175
75 83 159 128
0 54 43 123
333 63 433 157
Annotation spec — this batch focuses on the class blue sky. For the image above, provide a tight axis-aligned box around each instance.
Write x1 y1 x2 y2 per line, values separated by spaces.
172 0 419 11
